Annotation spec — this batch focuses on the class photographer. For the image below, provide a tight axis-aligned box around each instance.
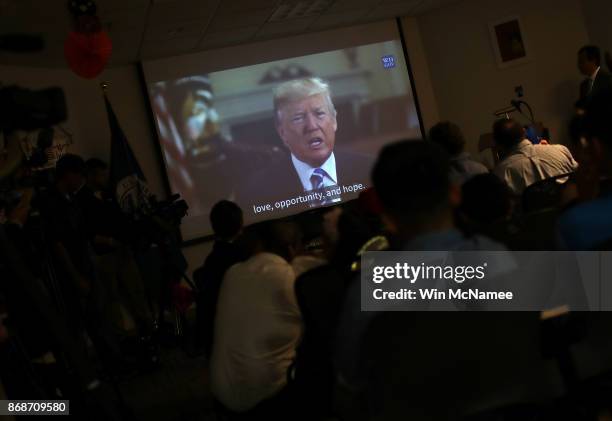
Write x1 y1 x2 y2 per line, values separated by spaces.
77 158 155 339
37 154 123 366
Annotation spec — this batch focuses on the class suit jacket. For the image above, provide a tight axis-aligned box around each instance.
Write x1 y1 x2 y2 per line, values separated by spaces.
237 149 374 214
194 240 247 356
578 68 612 108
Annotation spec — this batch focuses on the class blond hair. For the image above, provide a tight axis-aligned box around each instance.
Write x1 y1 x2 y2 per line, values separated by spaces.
273 77 336 123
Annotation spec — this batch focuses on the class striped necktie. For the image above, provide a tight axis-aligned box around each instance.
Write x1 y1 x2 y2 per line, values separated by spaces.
310 168 327 191
309 168 329 207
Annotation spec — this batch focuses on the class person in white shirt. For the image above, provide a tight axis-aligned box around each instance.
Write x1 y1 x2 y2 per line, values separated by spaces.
210 221 303 415
492 119 578 195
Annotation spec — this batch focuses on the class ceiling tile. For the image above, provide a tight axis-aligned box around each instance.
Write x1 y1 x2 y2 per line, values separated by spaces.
367 0 422 19
310 9 370 30
410 0 463 15
148 0 221 25
97 0 150 13
198 25 259 50
17 0 71 24
144 19 209 41
207 8 273 32
255 17 316 39
140 35 200 59
100 8 148 33
326 0 381 14
108 30 142 65
215 0 279 13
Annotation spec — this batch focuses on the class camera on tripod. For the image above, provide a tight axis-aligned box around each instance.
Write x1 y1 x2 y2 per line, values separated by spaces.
0 31 68 181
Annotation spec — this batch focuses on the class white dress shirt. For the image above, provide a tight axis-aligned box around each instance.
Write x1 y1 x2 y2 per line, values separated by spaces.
588 66 601 94
494 140 578 195
291 152 338 191
210 252 302 412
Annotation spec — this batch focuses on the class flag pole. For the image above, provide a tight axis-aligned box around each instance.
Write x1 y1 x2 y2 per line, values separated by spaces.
100 81 109 96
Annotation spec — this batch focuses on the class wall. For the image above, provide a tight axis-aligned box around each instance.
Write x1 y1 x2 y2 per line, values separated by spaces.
581 0 612 55
416 0 589 157
400 16 440 132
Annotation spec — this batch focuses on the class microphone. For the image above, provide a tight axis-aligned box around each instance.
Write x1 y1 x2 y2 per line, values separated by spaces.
511 99 536 124
0 34 45 53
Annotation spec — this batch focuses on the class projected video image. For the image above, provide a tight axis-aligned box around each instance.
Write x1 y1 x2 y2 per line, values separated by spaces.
148 40 422 237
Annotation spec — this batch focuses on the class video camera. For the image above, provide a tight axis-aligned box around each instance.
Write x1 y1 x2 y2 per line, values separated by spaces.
150 194 189 226
0 86 67 133
0 33 67 180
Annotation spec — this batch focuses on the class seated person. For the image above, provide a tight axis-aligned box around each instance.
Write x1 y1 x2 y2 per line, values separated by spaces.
457 173 514 244
193 200 246 355
77 158 155 338
334 141 509 419
292 199 387 418
428 121 488 184
492 119 578 195
210 220 302 418
559 91 612 250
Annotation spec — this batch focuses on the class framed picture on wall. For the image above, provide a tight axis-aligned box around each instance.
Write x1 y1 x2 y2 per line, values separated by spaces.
488 16 530 69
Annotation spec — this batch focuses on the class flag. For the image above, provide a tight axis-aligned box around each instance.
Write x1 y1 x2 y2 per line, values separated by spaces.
104 93 152 216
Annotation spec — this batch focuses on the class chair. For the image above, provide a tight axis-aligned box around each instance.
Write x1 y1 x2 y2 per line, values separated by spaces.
522 173 575 213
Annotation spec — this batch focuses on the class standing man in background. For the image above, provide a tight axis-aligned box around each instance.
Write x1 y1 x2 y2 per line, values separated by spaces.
577 45 612 110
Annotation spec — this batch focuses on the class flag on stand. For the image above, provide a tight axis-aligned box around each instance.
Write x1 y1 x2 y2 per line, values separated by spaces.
103 92 152 217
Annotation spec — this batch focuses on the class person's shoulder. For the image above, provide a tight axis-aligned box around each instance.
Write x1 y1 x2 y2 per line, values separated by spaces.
545 142 571 152
559 196 612 233
544 143 577 162
334 150 375 183
222 257 249 280
597 69 612 89
237 154 298 204
335 150 373 167
599 68 612 79
493 158 513 176
295 263 333 291
462 156 489 173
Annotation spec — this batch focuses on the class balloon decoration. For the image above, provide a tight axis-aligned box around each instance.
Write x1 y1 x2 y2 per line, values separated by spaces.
64 0 112 79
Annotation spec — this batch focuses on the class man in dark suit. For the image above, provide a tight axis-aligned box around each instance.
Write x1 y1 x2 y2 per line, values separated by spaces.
577 45 612 110
239 78 372 213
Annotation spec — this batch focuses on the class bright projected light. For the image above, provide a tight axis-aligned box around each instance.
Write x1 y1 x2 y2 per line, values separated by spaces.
142 21 423 240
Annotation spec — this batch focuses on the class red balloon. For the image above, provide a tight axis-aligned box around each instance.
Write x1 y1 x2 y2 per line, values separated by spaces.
64 30 112 79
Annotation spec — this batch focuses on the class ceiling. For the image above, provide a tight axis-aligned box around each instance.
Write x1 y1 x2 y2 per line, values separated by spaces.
0 0 461 67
